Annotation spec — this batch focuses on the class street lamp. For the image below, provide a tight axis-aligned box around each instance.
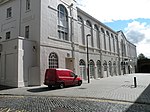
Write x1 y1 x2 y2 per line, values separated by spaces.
86 34 91 83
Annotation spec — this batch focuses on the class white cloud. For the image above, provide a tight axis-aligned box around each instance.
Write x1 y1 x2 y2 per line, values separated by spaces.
137 44 150 58
125 21 150 57
77 0 150 22
76 0 150 57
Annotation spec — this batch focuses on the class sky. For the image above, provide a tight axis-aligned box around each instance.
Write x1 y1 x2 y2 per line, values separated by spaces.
76 0 150 58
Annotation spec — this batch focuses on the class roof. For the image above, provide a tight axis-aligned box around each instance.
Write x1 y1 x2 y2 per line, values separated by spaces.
77 7 117 35
48 68 72 71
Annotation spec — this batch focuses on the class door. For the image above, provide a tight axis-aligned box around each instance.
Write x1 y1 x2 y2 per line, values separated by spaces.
65 58 75 71
70 72 78 85
79 59 86 80
109 61 112 76
5 54 16 86
97 60 101 78
0 53 2 82
80 66 86 80
90 60 95 79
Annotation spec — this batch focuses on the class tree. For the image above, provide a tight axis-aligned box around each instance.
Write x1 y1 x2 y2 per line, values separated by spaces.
137 53 148 60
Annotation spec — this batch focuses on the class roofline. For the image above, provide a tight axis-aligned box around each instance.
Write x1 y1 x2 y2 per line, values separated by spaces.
117 30 136 47
77 7 117 35
77 7 136 47
0 0 13 6
48 68 72 71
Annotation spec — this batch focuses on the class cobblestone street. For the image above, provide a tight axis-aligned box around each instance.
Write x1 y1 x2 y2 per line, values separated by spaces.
0 95 150 112
1 74 150 111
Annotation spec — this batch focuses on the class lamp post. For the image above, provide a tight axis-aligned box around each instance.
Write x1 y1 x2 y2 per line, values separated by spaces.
86 34 91 83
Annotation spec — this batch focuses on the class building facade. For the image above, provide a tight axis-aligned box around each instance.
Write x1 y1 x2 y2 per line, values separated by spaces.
0 0 137 87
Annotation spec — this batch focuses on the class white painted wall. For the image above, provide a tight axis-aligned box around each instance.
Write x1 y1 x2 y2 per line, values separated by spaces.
0 0 137 87
0 0 20 41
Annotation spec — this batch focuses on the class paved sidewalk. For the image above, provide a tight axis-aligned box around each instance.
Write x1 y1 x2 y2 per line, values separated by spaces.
1 73 150 104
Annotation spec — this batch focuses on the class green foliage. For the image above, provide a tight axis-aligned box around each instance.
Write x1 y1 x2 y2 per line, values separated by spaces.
137 53 148 60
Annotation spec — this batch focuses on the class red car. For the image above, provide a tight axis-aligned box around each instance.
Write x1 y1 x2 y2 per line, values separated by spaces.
44 68 82 89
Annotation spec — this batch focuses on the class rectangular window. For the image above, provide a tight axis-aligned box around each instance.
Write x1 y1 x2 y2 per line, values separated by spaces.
26 0 30 10
0 44 2 52
25 26 29 38
6 31 11 39
7 7 12 18
58 31 61 39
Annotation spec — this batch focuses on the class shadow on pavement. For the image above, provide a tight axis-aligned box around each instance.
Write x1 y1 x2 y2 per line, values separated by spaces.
0 85 15 90
27 85 79 93
125 84 150 112
27 86 63 93
27 87 51 93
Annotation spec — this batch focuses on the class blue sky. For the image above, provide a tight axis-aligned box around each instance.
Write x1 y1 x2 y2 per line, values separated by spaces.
105 19 150 32
77 0 150 58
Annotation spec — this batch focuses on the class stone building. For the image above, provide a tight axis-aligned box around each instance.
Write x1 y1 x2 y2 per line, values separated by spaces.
0 0 137 87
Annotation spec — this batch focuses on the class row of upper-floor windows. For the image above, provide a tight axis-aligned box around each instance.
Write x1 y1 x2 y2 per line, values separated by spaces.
1 25 29 40
57 4 118 42
3 1 135 54
77 15 119 53
4 2 117 41
6 0 30 19
77 15 117 39
78 18 135 56
0 0 30 40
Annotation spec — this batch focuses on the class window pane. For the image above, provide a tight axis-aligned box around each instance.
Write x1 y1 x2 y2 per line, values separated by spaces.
7 7 12 18
26 0 30 10
6 32 11 39
57 4 68 41
49 53 58 68
25 26 29 38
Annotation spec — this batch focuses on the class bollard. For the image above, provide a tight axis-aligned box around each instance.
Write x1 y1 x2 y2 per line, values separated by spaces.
134 77 137 88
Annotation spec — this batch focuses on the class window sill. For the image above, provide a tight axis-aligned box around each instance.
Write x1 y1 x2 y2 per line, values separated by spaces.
48 36 71 44
25 9 31 13
6 17 12 20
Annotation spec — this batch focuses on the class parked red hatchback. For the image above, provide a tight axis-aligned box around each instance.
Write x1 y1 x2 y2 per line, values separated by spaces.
44 68 82 89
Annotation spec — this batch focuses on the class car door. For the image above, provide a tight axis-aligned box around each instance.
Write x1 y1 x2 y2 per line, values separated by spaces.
70 72 78 85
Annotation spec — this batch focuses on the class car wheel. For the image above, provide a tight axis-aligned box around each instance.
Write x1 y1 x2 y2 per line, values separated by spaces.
78 81 82 86
48 85 52 89
59 83 64 89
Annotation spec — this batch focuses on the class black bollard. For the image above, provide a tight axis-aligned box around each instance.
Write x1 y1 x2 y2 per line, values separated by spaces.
134 77 137 88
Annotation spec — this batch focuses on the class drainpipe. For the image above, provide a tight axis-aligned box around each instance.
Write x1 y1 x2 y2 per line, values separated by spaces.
117 37 121 75
19 0 22 36
68 3 75 71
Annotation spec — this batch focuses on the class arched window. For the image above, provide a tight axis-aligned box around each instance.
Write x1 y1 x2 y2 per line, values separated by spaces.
86 20 93 47
109 61 112 76
106 31 111 51
49 52 58 68
115 36 118 53
78 15 85 45
113 61 117 75
79 59 86 80
101 28 105 34
94 24 100 49
79 59 86 66
86 20 92 27
103 60 107 71
57 4 68 41
121 39 125 56
111 34 115 52
97 60 101 78
106 31 110 37
97 60 101 65
90 60 95 78
78 15 83 23
111 34 114 38
101 28 106 50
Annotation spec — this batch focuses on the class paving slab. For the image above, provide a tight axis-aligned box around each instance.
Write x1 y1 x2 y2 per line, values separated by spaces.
1 73 150 104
